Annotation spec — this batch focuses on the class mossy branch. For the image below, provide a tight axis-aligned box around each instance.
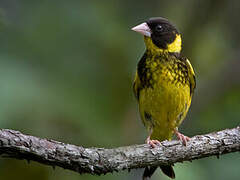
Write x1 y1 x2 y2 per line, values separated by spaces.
0 127 239 175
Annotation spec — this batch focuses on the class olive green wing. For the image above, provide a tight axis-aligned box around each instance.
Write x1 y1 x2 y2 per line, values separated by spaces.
186 59 196 96
133 71 141 101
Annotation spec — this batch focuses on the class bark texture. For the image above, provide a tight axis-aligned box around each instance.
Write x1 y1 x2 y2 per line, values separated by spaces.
0 127 239 175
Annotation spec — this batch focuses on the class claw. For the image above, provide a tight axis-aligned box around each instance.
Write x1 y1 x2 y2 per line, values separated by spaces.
174 129 190 146
146 136 161 148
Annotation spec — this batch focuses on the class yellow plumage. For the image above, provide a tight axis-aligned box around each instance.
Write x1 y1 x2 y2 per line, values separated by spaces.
132 17 196 179
134 36 195 141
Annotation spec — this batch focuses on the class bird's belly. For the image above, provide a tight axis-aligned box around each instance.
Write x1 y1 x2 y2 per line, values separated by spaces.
139 81 191 141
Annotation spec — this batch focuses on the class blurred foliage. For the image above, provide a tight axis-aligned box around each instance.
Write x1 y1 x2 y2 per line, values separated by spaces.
0 0 239 180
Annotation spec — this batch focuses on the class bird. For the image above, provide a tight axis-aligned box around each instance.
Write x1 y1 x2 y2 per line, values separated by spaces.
131 17 196 179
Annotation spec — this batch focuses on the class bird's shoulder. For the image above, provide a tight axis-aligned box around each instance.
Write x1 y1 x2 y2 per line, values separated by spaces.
133 53 147 101
176 55 196 96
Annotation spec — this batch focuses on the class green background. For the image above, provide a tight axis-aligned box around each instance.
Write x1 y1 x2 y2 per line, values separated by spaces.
0 0 239 179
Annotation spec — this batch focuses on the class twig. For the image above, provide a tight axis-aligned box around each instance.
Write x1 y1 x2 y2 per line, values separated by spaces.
0 127 239 175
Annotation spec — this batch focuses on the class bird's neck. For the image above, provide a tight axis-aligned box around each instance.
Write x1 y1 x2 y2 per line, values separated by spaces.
144 35 182 55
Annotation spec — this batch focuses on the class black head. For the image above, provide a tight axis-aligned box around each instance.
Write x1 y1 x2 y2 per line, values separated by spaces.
132 17 181 52
146 17 179 49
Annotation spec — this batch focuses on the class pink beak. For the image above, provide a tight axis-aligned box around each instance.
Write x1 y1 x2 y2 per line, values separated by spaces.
131 22 151 37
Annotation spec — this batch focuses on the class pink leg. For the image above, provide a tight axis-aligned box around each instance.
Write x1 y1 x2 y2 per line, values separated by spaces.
145 129 161 148
174 128 190 146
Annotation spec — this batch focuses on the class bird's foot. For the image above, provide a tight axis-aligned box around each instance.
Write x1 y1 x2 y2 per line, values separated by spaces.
174 129 190 146
146 136 161 148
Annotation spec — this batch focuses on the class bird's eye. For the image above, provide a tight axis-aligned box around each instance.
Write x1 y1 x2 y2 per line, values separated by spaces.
155 25 163 32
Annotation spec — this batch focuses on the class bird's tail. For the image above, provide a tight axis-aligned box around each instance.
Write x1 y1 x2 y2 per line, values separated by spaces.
160 165 175 179
142 165 175 180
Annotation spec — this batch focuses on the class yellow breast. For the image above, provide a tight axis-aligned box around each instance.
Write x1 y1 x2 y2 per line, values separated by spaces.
138 53 192 141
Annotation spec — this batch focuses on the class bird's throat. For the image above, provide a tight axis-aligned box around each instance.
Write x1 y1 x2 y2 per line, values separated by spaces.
144 34 182 54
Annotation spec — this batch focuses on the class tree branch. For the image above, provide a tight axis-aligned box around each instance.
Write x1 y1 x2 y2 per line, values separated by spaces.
0 127 239 175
